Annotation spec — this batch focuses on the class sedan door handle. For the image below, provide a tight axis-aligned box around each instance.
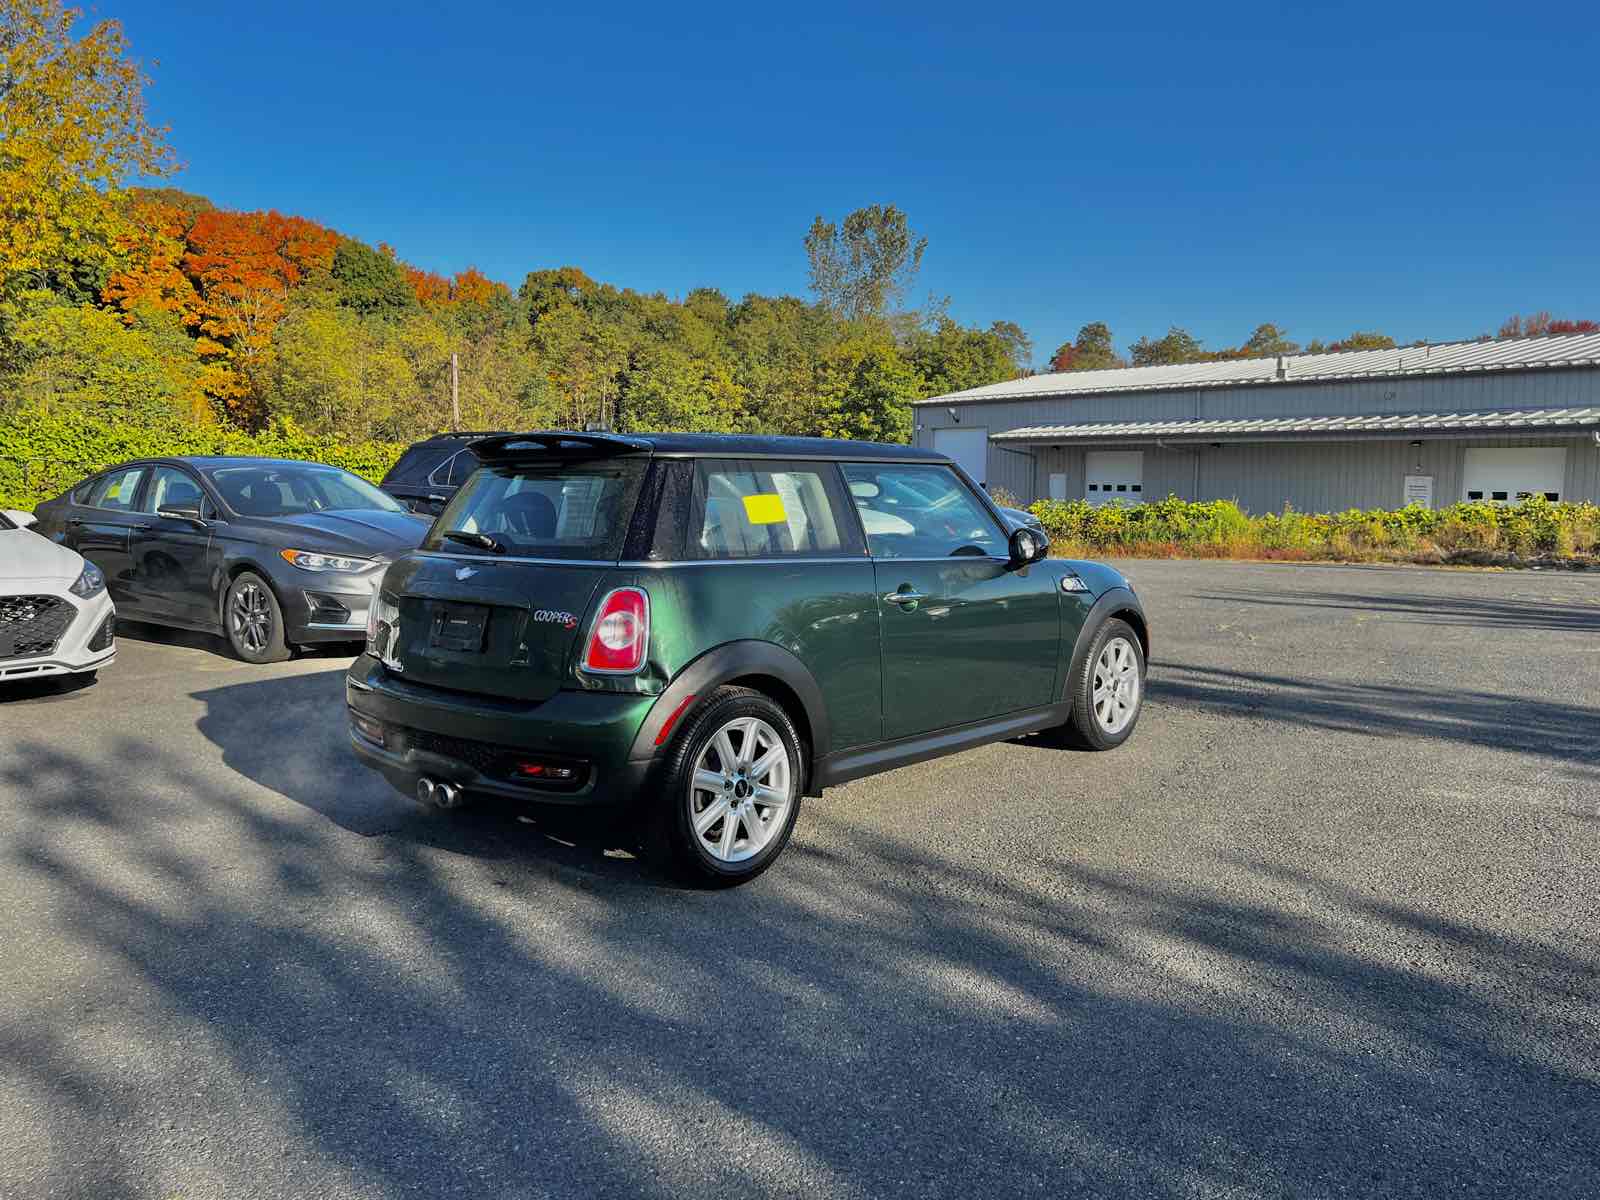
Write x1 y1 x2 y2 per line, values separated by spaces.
883 589 928 606
131 522 152 531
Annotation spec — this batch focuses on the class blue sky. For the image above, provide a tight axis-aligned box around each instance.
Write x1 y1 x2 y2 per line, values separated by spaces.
119 1 1597 365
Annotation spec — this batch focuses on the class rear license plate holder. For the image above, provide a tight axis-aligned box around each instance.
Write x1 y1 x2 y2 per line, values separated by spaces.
429 603 489 653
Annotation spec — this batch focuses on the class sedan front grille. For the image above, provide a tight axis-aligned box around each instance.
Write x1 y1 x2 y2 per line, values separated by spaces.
0 594 71 661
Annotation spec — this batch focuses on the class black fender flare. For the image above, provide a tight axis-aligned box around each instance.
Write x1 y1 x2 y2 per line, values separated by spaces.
627 640 831 778
1062 586 1149 703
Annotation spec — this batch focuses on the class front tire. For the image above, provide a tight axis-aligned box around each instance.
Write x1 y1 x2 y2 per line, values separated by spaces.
1062 618 1145 750
225 571 291 664
652 686 804 887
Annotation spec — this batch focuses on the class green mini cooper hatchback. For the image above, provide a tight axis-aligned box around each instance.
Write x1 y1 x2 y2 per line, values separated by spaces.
347 432 1148 885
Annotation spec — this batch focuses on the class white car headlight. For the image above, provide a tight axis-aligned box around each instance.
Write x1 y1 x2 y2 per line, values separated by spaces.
69 560 106 598
279 549 374 573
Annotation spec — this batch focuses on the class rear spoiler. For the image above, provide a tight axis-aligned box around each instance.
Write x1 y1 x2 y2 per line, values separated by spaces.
470 431 653 461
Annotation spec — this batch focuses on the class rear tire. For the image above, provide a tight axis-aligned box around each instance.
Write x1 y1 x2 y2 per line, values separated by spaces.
650 686 804 887
1061 618 1145 750
225 571 291 664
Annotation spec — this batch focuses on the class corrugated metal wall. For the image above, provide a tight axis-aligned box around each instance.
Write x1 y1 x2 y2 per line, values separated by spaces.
914 368 1600 508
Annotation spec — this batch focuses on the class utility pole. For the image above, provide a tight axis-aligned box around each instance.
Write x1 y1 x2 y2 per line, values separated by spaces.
449 352 460 430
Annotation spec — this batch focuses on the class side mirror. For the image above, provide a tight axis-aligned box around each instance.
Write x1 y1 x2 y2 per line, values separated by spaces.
158 503 205 523
1008 524 1049 569
2 508 37 529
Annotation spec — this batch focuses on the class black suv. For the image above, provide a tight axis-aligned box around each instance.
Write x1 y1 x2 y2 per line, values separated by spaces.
348 432 1148 886
378 432 510 515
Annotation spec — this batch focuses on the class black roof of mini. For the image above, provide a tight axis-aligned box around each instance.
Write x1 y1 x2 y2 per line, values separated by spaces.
471 431 945 462
155 456 355 470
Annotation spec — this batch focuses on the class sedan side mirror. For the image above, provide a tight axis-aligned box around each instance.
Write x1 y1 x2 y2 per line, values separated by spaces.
2 508 37 529
1007 524 1049 569
158 503 205 524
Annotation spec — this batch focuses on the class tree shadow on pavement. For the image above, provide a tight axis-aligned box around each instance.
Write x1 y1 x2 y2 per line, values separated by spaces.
1150 661 1600 768
2 674 1597 1197
1193 588 1600 634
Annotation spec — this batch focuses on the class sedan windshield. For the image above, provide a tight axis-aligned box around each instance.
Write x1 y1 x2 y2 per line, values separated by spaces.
208 465 405 518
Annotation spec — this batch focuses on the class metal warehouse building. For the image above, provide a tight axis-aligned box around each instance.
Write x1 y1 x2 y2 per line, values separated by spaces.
913 332 1600 512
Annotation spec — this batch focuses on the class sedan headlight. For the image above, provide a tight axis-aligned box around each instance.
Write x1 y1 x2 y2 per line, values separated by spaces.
279 549 374 573
69 560 106 599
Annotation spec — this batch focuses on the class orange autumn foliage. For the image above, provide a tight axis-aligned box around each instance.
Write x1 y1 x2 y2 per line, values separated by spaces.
102 199 203 327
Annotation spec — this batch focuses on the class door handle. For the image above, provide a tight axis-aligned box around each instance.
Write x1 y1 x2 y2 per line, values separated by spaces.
883 589 928 606
67 517 83 526
132 522 152 531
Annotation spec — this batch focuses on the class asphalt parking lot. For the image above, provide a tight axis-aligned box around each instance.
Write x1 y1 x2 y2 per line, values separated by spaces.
1 559 1596 1200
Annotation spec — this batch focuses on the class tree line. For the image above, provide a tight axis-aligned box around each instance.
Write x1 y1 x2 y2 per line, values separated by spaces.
3 0 1594 458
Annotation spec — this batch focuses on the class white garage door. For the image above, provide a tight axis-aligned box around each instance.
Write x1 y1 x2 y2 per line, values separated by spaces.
1085 451 1144 504
934 427 990 489
1462 447 1567 503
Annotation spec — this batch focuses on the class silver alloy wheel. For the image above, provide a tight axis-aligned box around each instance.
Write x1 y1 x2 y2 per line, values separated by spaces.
688 716 793 864
230 581 272 655
1092 635 1141 734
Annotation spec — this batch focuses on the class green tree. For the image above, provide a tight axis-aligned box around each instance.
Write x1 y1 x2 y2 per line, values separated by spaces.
0 0 175 288
1307 330 1396 354
804 204 927 320
5 292 202 422
330 238 419 320
618 344 744 433
815 338 918 443
1240 322 1298 358
1128 326 1205 366
1049 321 1125 372
907 318 1021 396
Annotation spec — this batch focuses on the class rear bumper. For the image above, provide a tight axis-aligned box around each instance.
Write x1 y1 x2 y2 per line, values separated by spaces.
344 654 658 807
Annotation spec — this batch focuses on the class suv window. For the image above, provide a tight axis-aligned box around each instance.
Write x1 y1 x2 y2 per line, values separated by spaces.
382 446 441 485
439 449 479 487
428 458 646 559
841 462 1006 559
688 460 854 560
86 466 148 512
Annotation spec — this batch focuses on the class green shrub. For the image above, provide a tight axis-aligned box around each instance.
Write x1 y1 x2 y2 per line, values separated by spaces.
0 411 406 509
1026 493 1598 565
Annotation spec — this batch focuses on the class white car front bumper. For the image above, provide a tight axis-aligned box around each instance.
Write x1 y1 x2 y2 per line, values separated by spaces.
0 582 115 682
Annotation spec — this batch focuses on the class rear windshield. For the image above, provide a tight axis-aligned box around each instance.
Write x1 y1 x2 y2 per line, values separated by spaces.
426 458 646 560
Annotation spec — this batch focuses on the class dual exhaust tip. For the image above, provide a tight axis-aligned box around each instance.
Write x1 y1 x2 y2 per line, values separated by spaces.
416 777 464 810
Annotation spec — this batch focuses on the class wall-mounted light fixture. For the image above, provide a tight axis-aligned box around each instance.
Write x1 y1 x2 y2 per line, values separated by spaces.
947 407 960 424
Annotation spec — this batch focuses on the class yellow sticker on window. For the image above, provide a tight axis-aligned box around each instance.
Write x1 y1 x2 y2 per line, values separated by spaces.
742 493 787 524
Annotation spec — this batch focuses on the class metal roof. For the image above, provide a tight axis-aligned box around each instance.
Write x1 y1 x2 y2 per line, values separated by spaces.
917 332 1600 405
993 406 1600 444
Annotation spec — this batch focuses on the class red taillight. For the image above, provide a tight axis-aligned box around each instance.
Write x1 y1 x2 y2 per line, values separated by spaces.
582 587 649 674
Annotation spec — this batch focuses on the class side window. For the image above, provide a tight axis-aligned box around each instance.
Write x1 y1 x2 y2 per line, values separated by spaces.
690 460 855 560
87 466 148 513
142 467 207 515
428 450 463 487
841 463 1006 559
447 450 479 487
